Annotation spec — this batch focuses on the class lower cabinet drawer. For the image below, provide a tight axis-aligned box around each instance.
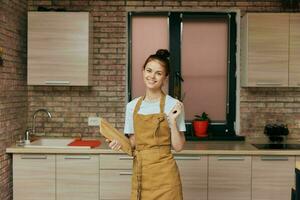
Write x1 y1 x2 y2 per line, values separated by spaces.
100 154 133 170
208 155 251 200
175 155 208 200
100 169 132 200
57 155 99 200
252 156 295 200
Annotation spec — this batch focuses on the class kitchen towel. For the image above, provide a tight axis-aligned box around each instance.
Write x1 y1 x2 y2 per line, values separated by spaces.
68 139 101 148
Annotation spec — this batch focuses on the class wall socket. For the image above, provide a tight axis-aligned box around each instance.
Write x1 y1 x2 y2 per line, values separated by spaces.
88 117 100 126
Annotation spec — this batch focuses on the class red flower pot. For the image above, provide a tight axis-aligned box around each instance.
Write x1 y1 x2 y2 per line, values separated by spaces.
193 120 209 137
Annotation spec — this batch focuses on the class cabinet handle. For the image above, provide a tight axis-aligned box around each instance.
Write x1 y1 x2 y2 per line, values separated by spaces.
260 156 289 161
217 156 245 161
21 154 47 159
255 82 282 86
45 80 70 85
119 171 132 175
64 155 91 160
174 156 201 160
119 156 133 160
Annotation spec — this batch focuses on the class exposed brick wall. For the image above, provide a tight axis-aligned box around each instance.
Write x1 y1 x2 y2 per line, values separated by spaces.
26 0 300 141
0 0 299 199
0 0 28 200
240 88 300 139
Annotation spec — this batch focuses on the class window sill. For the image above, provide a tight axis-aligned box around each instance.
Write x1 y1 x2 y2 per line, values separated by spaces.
185 134 245 141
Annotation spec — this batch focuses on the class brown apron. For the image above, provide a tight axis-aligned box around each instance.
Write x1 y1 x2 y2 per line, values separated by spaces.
131 95 183 200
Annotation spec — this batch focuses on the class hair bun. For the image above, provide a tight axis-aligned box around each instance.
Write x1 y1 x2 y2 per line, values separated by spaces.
155 49 170 59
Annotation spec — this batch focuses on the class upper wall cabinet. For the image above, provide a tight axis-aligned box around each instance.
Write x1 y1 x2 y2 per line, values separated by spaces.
241 13 290 87
27 12 92 86
289 14 300 87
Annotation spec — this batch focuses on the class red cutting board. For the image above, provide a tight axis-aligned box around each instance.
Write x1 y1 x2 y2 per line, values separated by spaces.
68 139 101 148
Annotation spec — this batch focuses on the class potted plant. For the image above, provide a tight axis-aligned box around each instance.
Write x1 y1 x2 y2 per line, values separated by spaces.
193 112 210 138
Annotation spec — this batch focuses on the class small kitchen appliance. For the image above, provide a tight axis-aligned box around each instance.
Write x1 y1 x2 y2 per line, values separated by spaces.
264 123 289 142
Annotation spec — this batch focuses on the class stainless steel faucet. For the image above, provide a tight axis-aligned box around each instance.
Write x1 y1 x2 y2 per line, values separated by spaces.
32 108 52 135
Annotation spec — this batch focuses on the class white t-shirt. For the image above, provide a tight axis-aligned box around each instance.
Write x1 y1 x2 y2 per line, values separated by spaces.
124 95 186 134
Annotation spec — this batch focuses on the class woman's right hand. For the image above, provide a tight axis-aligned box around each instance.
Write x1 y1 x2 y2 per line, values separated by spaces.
105 139 122 151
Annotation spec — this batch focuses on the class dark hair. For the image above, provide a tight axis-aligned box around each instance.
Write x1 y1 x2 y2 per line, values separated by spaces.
143 49 170 76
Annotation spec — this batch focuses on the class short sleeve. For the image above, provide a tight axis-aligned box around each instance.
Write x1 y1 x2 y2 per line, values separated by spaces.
123 98 140 134
124 103 134 134
165 95 186 132
176 104 186 132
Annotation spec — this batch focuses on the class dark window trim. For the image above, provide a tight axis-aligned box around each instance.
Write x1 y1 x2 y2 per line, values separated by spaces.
169 12 181 99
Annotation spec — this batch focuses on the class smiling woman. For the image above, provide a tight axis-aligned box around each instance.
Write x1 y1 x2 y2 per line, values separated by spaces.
106 49 186 200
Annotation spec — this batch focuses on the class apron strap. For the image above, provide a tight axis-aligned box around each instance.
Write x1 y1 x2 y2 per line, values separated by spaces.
133 96 144 115
159 94 166 114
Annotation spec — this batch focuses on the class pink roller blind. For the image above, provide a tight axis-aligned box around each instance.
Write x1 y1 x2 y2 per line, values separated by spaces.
182 18 228 121
131 16 169 99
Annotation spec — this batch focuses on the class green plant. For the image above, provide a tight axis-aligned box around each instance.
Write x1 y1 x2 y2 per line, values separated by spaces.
194 112 210 122
193 112 210 137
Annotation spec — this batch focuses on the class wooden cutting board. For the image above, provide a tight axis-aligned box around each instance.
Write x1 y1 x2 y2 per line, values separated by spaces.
99 118 133 156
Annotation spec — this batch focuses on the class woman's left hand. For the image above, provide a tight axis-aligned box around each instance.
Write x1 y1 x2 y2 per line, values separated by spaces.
167 101 183 125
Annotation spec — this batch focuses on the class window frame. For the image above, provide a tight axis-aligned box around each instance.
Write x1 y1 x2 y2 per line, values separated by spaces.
127 11 237 135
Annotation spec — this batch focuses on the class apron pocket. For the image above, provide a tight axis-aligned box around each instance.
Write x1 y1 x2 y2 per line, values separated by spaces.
149 158 181 189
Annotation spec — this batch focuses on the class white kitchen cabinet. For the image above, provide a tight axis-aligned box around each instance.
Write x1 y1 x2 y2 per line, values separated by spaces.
208 155 251 200
252 155 295 200
175 155 208 200
27 12 92 86
56 154 99 200
241 13 289 87
13 154 55 200
99 154 133 200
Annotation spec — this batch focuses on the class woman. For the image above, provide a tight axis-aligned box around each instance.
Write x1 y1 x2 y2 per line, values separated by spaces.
109 49 186 200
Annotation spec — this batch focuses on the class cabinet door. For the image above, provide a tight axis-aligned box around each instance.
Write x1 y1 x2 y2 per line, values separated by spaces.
99 154 132 199
289 13 300 87
175 155 208 200
241 13 289 87
13 154 55 200
208 155 251 200
57 155 99 200
100 169 132 200
28 12 91 86
252 155 295 200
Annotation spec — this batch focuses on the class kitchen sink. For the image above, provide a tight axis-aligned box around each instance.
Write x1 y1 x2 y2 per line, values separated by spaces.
24 138 91 149
252 143 300 150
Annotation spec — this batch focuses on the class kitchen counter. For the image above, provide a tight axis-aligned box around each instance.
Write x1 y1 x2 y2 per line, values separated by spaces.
6 137 300 155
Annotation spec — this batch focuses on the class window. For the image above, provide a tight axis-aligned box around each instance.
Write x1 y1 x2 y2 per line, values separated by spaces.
128 13 169 99
128 12 237 135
